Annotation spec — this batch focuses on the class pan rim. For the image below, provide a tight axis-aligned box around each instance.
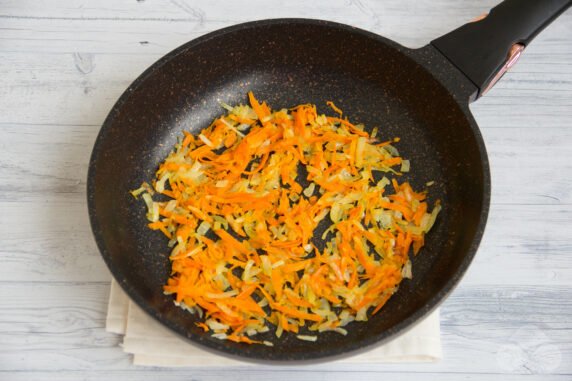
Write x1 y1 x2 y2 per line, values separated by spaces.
87 18 491 364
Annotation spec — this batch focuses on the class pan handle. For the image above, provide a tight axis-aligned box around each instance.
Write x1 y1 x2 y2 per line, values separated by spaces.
431 0 571 99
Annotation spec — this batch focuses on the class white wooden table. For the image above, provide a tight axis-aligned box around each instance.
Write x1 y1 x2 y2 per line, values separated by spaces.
1 1 571 380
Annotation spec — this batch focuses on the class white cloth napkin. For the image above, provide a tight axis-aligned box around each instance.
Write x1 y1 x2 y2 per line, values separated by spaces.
106 280 442 366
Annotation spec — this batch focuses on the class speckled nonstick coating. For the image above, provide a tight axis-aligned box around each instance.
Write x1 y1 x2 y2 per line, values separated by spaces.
87 19 490 363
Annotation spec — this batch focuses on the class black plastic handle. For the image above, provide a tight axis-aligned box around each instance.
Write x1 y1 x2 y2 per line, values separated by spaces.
432 0 571 98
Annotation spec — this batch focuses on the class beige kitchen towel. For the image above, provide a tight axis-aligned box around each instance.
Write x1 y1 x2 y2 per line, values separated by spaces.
107 280 442 366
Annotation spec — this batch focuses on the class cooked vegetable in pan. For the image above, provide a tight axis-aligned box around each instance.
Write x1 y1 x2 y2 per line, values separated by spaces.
132 92 441 345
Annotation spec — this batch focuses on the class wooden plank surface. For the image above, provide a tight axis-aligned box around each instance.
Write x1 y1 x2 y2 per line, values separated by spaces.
0 0 571 380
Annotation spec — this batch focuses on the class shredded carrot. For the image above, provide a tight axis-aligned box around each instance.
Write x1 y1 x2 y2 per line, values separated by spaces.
133 92 441 345
326 100 343 117
195 322 209 332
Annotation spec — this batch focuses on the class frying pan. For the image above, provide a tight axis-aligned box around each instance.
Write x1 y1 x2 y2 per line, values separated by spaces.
88 0 571 362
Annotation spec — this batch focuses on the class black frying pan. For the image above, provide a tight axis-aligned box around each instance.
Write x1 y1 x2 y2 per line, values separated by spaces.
88 0 570 362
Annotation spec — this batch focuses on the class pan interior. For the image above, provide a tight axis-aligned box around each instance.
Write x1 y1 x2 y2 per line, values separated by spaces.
89 20 486 361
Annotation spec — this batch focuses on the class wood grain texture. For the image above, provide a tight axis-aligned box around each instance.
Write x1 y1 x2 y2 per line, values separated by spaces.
0 0 571 379
3 373 572 381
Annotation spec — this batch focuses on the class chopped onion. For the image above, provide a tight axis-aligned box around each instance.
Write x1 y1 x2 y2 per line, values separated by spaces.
296 335 317 342
197 221 211 236
198 134 214 147
402 260 412 279
219 101 234 111
303 183 315 198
